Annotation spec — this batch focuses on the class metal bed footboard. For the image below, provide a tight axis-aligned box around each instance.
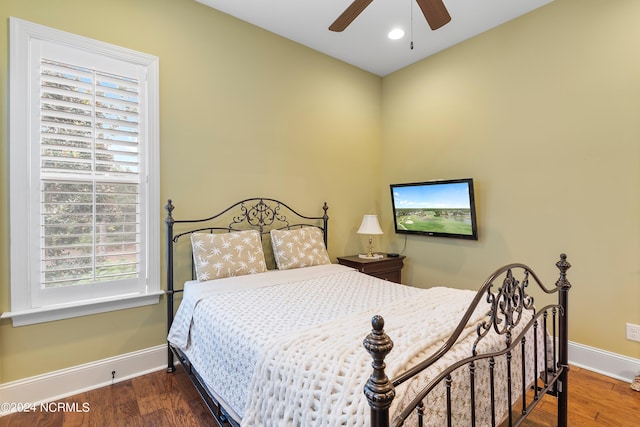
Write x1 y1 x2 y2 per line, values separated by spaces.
365 254 572 427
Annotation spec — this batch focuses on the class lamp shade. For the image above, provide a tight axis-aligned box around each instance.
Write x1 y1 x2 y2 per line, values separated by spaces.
357 215 383 235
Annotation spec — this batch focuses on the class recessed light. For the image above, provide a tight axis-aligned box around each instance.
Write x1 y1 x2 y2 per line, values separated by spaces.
388 28 405 40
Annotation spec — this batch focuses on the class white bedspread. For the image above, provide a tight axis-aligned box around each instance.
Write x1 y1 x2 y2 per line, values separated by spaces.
168 264 540 426
168 265 352 350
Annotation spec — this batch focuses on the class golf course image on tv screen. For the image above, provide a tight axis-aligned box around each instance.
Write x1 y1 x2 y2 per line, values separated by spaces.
394 207 473 235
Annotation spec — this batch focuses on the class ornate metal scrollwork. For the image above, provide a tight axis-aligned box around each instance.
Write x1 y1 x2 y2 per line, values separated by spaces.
473 268 535 355
231 199 290 232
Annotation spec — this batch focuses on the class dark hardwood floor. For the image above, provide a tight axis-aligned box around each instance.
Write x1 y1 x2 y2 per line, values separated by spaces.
0 364 213 427
518 366 639 427
1 365 638 426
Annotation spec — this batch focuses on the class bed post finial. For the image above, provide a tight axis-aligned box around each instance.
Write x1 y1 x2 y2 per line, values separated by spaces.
555 253 571 290
165 199 175 224
364 315 394 427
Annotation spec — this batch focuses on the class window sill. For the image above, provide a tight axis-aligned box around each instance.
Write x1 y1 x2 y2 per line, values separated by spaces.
0 291 164 327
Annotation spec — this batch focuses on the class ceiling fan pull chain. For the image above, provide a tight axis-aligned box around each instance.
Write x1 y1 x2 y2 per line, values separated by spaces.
410 0 415 49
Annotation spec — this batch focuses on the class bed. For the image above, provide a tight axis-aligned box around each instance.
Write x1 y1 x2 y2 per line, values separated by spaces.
164 197 571 427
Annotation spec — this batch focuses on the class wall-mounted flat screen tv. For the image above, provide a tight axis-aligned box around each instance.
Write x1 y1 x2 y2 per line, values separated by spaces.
390 178 478 240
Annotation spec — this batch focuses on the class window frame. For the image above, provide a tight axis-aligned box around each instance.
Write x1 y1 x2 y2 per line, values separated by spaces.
3 18 162 326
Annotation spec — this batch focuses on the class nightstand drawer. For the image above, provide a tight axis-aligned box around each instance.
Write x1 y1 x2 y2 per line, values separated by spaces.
337 254 405 284
368 269 402 283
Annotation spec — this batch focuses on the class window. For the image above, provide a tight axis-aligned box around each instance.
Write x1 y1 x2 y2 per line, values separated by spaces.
4 18 161 326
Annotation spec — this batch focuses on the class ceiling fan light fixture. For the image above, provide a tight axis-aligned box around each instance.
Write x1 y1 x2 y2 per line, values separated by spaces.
330 0 451 33
388 28 405 40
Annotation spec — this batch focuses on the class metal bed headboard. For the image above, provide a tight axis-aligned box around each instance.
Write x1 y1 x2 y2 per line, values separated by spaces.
164 197 329 371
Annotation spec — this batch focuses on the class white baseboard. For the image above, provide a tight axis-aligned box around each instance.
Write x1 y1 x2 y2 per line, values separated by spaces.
569 341 640 383
0 344 169 416
1 341 637 417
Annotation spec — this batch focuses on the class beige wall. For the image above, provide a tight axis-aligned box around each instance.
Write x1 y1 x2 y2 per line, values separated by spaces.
0 0 638 385
0 0 381 382
380 0 640 358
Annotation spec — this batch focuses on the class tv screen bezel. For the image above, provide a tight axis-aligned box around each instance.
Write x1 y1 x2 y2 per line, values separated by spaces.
389 178 478 240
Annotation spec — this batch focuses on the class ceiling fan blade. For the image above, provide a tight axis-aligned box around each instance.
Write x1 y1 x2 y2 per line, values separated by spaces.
416 0 451 30
329 0 374 32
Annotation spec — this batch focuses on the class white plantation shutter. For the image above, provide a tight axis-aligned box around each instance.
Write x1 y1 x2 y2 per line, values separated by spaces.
40 59 141 289
6 18 161 325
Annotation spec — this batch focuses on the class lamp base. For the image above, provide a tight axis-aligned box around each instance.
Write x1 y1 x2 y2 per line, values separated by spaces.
358 253 384 259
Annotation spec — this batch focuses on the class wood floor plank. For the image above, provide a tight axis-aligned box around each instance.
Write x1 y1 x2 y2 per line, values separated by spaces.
59 392 90 427
521 366 640 427
0 364 637 426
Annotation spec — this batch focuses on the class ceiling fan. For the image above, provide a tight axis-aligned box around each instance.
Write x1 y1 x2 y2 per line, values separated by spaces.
329 0 451 32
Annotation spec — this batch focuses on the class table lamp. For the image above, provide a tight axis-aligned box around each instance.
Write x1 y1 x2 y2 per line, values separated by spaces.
357 214 383 259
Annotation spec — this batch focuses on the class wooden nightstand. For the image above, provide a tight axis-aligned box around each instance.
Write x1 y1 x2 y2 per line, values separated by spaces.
337 254 406 284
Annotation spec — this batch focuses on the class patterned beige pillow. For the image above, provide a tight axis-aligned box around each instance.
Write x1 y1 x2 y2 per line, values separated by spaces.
191 230 267 281
270 227 330 270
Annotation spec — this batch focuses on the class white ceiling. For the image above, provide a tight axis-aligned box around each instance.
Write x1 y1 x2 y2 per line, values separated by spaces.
195 0 554 76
